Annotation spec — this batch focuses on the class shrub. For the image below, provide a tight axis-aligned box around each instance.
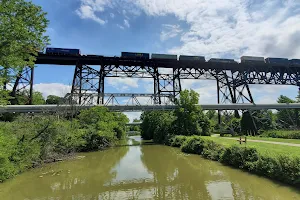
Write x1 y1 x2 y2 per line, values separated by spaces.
169 135 187 147
168 135 300 187
261 130 300 139
181 136 205 154
202 140 225 161
220 146 259 170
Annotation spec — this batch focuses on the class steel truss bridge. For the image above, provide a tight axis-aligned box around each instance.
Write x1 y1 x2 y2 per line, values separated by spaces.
4 53 300 111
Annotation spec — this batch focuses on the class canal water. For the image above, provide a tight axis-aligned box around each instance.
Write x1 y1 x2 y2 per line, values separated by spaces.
0 136 299 200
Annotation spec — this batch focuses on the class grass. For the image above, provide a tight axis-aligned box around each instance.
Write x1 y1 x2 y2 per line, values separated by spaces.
246 136 300 144
202 136 300 158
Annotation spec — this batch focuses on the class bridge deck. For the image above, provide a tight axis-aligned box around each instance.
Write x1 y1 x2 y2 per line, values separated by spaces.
2 103 300 113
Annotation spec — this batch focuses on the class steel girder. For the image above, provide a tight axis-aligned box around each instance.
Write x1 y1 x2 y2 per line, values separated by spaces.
71 63 100 105
10 66 34 105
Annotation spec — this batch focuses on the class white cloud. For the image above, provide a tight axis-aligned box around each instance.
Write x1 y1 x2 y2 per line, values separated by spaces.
117 24 125 29
77 0 300 58
110 13 115 18
123 112 142 122
33 83 71 98
124 19 130 28
76 0 110 25
130 0 300 59
141 79 153 93
106 77 139 91
74 0 300 105
160 24 182 41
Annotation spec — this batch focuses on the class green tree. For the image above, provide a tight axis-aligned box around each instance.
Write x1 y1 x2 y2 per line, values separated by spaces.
133 118 141 122
173 89 210 136
15 90 45 105
46 95 62 104
0 0 49 104
276 95 298 128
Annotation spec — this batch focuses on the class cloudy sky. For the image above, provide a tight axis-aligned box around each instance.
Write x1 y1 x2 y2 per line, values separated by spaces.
31 0 300 121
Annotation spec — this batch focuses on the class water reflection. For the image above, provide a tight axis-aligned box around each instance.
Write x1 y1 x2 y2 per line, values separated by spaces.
0 136 299 200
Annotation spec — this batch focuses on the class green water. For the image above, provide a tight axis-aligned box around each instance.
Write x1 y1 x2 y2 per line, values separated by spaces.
0 136 299 200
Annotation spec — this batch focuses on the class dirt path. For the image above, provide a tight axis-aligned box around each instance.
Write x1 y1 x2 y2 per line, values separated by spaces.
223 137 300 147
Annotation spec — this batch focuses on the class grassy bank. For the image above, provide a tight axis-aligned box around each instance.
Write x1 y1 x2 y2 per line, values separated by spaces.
168 135 300 187
205 137 300 157
229 136 300 145
0 107 129 182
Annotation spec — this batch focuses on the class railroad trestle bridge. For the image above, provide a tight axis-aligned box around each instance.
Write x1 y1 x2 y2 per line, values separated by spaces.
5 53 300 106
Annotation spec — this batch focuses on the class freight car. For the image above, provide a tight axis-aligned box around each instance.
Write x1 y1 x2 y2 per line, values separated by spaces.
151 53 177 60
241 56 265 64
121 52 150 59
265 57 289 65
46 48 81 56
208 58 237 64
179 55 206 62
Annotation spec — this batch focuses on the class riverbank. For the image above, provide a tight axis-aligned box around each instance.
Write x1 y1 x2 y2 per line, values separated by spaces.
1 136 299 200
167 135 300 187
0 107 129 182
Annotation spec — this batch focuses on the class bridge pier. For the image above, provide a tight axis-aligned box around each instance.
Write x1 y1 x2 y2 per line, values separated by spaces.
10 66 34 105
71 63 101 105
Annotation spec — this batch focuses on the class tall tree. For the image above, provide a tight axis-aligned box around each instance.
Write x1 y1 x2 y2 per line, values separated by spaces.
277 95 298 128
173 89 210 136
0 0 49 104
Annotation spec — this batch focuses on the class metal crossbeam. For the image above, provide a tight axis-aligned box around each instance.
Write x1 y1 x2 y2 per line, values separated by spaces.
2 103 300 113
64 93 174 106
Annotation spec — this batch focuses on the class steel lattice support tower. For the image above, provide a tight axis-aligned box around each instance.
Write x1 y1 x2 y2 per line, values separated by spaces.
71 63 101 105
11 66 34 105
216 70 254 126
153 68 181 104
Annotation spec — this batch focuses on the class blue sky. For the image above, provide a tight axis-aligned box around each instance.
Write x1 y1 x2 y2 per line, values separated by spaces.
30 0 300 120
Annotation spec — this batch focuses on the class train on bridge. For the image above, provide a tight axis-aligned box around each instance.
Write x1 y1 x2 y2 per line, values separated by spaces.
42 47 300 66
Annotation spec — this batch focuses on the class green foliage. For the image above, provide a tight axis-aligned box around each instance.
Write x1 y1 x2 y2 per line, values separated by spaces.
13 90 45 105
241 111 257 136
140 111 174 143
0 0 49 69
169 135 300 187
181 136 206 154
169 135 187 147
202 140 225 161
140 89 211 142
0 0 49 104
220 146 259 170
46 95 63 104
77 107 128 151
261 130 300 139
0 107 128 182
276 95 299 128
173 90 210 136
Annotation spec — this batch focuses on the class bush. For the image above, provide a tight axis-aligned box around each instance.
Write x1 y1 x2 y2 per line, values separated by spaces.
169 135 187 147
261 130 300 139
202 140 225 161
220 146 259 170
168 135 300 187
0 108 129 182
181 136 206 154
